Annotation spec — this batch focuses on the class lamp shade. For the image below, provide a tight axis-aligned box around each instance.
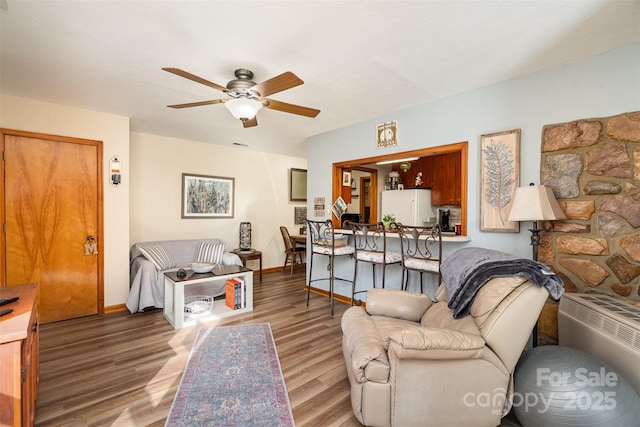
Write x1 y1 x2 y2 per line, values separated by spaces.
507 185 566 222
224 98 263 120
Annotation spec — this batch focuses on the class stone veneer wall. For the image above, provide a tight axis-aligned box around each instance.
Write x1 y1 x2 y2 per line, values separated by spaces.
537 111 640 344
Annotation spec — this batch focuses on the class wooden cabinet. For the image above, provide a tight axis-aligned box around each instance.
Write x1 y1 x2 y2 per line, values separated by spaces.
394 156 433 189
392 153 461 204
432 151 462 205
0 283 39 427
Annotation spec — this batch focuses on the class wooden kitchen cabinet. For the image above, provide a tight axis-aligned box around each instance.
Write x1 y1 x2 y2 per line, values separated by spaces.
432 151 462 205
0 283 39 427
394 156 433 189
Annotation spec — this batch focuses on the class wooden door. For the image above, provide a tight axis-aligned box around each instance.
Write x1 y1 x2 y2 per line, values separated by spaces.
359 177 371 223
2 130 103 323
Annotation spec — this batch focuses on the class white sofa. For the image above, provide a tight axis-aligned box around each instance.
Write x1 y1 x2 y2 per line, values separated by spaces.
126 238 242 313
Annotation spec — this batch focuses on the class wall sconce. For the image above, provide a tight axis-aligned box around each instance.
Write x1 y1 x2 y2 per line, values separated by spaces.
110 156 121 186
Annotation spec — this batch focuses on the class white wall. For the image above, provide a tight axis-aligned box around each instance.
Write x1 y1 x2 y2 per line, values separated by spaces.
0 96 307 309
0 94 131 307
129 132 307 270
308 44 640 263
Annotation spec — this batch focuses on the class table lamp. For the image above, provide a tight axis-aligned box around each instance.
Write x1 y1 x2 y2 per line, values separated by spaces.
507 183 566 262
239 222 252 251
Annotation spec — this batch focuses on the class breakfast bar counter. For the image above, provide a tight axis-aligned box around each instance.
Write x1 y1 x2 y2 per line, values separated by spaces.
335 228 471 243
306 227 470 302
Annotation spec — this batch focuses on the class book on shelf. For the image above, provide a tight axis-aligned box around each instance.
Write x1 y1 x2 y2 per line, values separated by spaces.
239 278 245 309
225 277 245 310
225 278 238 310
238 277 245 309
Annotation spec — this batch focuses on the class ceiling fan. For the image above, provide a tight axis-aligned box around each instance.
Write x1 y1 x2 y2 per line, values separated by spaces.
162 67 320 128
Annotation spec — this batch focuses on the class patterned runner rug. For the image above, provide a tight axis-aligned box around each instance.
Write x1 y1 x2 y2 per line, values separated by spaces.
166 323 295 426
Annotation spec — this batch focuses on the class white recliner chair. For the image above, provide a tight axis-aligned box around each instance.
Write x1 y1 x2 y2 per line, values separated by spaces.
341 276 550 427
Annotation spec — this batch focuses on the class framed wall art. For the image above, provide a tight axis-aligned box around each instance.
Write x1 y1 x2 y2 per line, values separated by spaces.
314 197 325 217
376 120 398 148
332 196 347 219
342 171 352 186
290 168 307 202
182 173 234 218
294 206 307 225
479 129 520 232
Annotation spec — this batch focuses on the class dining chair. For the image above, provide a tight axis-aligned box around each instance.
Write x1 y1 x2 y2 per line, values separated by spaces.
306 219 355 316
396 223 443 293
347 221 402 304
280 226 305 274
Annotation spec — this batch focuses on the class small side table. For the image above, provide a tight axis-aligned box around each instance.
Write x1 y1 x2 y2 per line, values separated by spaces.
232 249 263 282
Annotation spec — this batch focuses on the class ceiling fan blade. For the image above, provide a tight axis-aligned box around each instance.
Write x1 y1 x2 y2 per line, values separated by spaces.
242 117 258 128
162 67 228 92
167 99 225 109
254 72 303 97
264 99 320 118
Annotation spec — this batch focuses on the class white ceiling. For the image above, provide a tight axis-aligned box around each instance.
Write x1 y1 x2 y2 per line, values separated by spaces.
1 1 638 158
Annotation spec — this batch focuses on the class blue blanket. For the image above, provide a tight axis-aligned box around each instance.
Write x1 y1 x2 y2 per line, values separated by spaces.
441 247 564 319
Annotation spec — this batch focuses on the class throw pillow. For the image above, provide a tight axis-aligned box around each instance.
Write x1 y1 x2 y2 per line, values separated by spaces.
195 241 226 264
139 245 176 271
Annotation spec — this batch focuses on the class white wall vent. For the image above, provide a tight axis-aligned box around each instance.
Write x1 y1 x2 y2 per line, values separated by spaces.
558 293 640 394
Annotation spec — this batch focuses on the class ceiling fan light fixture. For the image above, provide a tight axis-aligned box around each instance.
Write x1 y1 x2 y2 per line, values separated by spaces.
224 97 263 121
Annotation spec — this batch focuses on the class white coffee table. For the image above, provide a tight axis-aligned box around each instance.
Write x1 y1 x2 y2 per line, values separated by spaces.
163 265 253 329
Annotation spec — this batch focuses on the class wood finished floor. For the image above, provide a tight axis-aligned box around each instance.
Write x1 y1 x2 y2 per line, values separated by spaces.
34 268 523 427
35 268 360 427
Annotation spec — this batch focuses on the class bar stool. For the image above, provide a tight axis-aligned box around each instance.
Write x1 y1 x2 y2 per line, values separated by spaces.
396 223 443 293
348 221 402 304
306 219 355 316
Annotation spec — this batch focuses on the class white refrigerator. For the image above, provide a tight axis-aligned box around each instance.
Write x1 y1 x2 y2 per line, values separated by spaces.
381 189 434 226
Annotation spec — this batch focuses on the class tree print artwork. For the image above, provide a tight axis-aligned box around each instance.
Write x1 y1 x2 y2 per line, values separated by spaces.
483 139 515 225
181 173 235 218
480 129 520 232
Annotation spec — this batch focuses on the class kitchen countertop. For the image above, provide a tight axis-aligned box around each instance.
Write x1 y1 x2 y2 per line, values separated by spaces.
335 228 471 242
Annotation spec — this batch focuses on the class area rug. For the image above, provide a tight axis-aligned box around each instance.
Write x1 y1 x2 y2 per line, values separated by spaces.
166 323 295 427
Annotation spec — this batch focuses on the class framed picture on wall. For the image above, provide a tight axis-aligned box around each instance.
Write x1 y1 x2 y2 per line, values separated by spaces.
314 197 325 217
376 120 398 148
290 168 307 202
181 173 234 218
294 206 307 225
332 196 347 219
479 129 520 232
342 171 352 186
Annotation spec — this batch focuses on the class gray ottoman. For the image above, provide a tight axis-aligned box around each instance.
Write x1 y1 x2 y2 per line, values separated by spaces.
513 345 640 427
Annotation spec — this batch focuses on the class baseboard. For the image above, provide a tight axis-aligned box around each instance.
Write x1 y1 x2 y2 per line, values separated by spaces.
105 303 128 313
263 264 306 274
305 285 365 307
